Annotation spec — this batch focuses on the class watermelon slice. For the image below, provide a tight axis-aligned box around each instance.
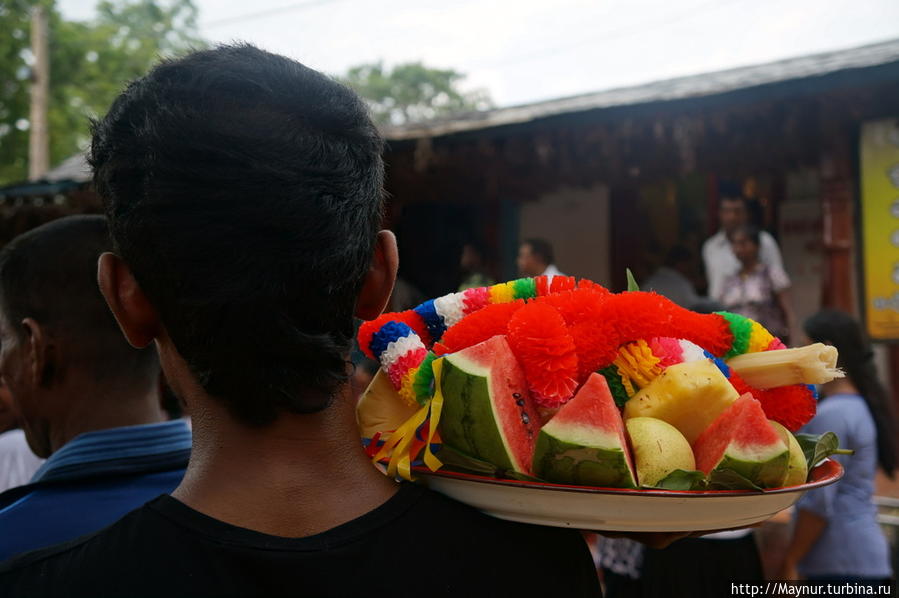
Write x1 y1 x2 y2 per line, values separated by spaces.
693 394 789 488
532 373 638 488
437 335 540 475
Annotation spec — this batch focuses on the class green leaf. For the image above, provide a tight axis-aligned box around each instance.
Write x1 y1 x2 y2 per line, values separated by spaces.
626 268 640 292
707 469 764 491
794 432 854 472
598 365 630 408
649 469 708 491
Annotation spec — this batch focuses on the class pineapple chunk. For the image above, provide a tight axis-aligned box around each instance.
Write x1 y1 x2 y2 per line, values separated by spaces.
623 360 739 444
726 343 843 389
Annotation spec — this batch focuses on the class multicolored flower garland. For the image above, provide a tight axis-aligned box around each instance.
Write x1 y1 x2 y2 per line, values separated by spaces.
357 276 814 476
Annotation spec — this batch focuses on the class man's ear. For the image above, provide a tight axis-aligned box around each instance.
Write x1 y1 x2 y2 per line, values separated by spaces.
97 252 161 349
355 230 399 320
20 318 51 388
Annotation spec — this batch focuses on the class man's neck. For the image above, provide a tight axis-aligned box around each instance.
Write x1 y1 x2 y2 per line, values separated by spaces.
172 388 398 538
51 382 166 454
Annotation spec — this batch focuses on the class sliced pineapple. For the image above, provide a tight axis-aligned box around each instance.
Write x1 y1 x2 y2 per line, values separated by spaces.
727 343 843 389
623 360 739 444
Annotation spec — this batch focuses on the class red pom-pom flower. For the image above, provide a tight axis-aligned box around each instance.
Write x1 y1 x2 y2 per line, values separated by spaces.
506 302 579 408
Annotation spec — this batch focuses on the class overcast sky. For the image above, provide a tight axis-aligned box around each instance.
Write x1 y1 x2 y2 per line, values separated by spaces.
58 0 899 107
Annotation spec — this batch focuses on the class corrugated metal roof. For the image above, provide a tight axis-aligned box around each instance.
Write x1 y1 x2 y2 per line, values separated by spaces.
381 37 899 141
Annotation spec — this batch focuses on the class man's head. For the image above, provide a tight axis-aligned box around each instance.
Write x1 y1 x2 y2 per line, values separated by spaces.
517 238 554 277
0 216 160 457
91 44 396 427
717 181 749 234
460 241 486 272
727 224 761 267
663 245 693 275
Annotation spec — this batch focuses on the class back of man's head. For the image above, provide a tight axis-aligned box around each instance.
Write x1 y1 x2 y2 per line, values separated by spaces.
0 215 158 397
524 238 554 267
89 44 385 426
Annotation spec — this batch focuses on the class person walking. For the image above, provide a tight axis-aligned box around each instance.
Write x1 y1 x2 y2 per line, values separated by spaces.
779 310 897 586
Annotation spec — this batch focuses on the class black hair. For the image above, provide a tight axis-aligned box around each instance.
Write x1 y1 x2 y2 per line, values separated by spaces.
0 215 158 384
522 238 554 266
664 244 692 268
727 224 760 246
689 298 724 314
717 180 745 203
89 44 385 425
804 309 898 477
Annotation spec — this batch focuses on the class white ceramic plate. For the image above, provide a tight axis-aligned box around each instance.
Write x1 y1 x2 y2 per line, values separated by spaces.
416 459 843 532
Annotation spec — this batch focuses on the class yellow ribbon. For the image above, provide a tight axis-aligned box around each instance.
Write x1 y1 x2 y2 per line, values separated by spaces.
422 359 445 472
370 358 446 481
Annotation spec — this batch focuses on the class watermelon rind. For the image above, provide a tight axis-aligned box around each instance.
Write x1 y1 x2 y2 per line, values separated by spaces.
693 395 790 489
439 356 517 472
533 429 638 488
712 449 789 489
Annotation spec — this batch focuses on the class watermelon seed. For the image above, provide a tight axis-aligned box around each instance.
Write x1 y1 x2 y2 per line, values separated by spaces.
521 412 530 425
515 398 525 406
512 392 521 398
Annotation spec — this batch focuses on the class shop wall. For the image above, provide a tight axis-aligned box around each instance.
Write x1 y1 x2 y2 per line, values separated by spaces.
780 169 824 343
518 184 611 286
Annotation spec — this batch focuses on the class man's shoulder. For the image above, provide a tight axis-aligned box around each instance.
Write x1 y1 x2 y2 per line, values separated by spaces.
0 506 146 595
702 231 726 253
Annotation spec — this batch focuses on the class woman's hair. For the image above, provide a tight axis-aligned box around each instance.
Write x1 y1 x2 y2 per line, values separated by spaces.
804 309 898 477
727 224 761 247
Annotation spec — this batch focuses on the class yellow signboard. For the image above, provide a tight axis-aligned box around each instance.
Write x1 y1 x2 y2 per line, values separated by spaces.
860 119 899 341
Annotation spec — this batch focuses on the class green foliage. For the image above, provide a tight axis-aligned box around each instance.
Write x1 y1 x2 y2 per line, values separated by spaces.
625 268 640 292
341 61 492 126
0 0 205 184
650 469 707 490
794 432 853 472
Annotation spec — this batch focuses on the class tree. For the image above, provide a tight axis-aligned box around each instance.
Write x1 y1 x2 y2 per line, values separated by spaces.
0 0 205 185
341 62 492 126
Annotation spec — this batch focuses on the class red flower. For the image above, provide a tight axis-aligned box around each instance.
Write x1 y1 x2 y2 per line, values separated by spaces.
507 303 579 408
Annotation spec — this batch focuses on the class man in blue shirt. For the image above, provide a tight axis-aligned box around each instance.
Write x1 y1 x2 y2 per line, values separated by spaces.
0 215 191 561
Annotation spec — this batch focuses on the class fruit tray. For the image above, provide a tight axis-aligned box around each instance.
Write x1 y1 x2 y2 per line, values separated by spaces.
414 458 843 532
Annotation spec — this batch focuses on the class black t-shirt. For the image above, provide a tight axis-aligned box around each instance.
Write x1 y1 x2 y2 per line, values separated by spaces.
0 483 601 597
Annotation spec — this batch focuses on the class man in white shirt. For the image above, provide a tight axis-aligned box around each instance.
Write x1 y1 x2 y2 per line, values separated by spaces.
0 382 43 493
517 238 565 281
702 190 787 301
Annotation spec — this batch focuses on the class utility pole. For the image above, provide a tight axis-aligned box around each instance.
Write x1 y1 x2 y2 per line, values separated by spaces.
28 4 50 180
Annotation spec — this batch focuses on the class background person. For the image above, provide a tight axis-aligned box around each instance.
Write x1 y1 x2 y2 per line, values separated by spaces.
0 216 190 562
642 245 700 308
517 238 565 280
702 183 786 301
719 225 794 342
0 381 43 493
779 310 897 585
458 240 495 290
